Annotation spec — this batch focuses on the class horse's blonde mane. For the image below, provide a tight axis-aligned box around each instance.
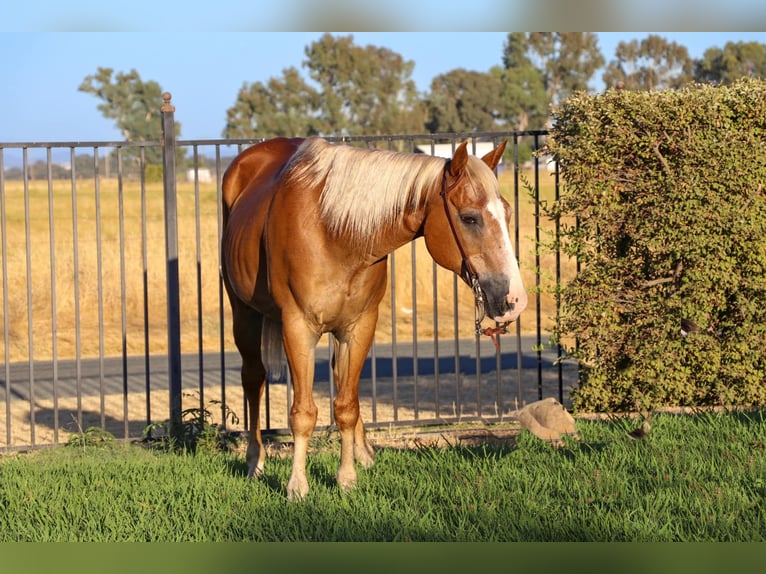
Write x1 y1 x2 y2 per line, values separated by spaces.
282 137 449 246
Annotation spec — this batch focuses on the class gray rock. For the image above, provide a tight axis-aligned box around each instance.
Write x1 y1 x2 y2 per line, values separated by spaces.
515 398 579 445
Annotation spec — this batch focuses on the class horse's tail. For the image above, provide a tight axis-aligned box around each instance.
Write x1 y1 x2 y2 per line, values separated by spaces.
260 316 287 382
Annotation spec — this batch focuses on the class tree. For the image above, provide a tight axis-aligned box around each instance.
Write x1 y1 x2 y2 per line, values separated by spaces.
303 33 423 136
79 67 181 167
527 33 605 108
222 67 323 138
425 69 505 133
500 32 549 131
602 34 693 91
695 41 766 84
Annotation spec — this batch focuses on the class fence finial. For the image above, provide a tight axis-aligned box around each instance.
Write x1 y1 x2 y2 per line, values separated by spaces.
161 92 175 113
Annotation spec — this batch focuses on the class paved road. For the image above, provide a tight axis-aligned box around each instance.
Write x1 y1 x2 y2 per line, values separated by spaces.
1 335 565 402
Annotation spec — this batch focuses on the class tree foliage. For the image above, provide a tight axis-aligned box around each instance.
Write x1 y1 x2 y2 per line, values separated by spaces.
425 69 505 133
695 41 766 84
603 34 693 91
500 33 549 131
527 32 605 108
302 33 424 136
81 34 766 147
222 67 322 138
79 67 181 166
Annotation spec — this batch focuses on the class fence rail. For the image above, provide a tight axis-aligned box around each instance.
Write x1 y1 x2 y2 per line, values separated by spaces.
0 96 576 451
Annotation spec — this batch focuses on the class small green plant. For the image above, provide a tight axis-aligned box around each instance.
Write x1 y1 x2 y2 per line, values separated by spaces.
143 391 241 453
66 426 116 448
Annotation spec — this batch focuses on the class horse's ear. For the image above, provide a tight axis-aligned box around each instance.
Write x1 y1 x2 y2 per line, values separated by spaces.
481 140 507 171
448 141 470 177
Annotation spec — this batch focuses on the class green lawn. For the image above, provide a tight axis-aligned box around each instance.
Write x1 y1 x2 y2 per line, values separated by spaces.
0 410 764 541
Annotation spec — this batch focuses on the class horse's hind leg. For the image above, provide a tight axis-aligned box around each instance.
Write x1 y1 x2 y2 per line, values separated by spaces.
231 302 267 478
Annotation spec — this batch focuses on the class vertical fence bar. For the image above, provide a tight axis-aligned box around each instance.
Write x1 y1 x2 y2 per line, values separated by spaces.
161 93 183 432
407 138 420 421
470 138 482 419
94 148 106 430
370 338 378 423
432 259 440 419
22 147 36 444
192 145 206 417
117 147 129 439
139 147 153 430
534 134 543 401
554 160 563 404
46 148 60 443
328 334 335 424
430 144 441 420
389 252 398 421
411 240 419 419
215 146 235 428
453 267 462 416
1 149 11 445
70 147 83 432
475 305 481 418
494 136 503 419
513 134 523 408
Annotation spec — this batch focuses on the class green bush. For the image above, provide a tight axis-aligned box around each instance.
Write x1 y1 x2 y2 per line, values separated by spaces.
144 163 163 182
544 79 766 412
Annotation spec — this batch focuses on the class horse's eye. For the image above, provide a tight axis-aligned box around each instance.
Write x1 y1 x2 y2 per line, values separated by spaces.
459 214 479 226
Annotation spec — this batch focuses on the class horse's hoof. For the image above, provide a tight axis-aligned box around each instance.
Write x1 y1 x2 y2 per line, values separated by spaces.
247 462 264 479
354 444 375 469
336 469 358 492
286 477 309 501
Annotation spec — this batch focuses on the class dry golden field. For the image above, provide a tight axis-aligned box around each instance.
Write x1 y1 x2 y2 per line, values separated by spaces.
0 169 572 363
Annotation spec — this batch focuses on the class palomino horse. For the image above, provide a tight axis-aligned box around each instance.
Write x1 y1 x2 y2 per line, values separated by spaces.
221 136 527 499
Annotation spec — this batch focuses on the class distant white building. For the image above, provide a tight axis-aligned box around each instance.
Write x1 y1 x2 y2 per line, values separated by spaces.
415 142 502 163
521 154 557 173
186 168 213 183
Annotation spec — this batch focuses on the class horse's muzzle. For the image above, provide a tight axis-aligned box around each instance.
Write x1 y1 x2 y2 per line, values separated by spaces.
481 275 527 323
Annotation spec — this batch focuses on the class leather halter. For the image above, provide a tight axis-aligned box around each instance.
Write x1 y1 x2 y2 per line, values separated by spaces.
440 162 510 349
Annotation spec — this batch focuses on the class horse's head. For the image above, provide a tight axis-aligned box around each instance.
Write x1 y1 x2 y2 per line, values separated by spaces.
423 141 527 325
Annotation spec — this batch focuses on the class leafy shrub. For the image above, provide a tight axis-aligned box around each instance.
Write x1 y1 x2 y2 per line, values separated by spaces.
544 79 766 412
143 392 241 453
66 426 116 447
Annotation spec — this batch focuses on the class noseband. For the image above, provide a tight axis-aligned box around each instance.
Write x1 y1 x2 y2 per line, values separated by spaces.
440 162 510 349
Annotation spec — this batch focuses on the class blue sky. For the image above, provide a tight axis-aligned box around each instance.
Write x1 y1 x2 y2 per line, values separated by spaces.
2 31 766 143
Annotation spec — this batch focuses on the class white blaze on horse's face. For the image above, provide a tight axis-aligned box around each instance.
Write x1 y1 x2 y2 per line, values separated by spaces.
460 163 527 325
482 191 528 323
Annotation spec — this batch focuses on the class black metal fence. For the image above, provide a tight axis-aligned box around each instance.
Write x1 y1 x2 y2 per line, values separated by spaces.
0 95 576 451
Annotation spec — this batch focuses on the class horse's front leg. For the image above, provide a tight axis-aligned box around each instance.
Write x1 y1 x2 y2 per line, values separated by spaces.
353 415 375 468
282 316 320 501
332 313 378 492
332 344 375 471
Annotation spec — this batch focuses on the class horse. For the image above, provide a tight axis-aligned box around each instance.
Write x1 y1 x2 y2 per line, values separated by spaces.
221 136 527 499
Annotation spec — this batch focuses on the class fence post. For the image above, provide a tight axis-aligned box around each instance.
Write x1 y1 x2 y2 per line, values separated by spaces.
161 92 183 435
